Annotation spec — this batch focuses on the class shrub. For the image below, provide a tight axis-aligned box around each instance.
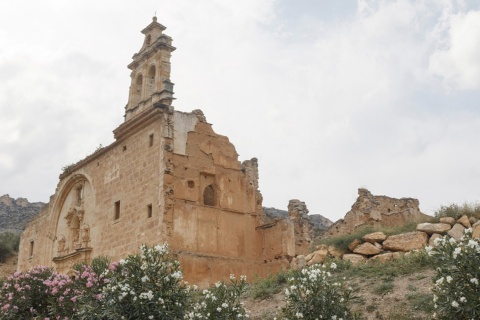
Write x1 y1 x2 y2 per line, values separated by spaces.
83 243 190 320
0 232 20 262
282 262 356 319
427 230 480 319
434 202 480 220
0 266 56 319
187 274 249 319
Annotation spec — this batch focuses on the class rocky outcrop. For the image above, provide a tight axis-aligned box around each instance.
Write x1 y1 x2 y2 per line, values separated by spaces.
326 188 431 237
0 195 45 233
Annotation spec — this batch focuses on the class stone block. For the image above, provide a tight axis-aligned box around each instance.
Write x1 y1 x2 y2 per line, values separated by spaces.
439 217 456 226
342 253 366 265
362 232 387 243
457 215 471 228
353 242 382 256
447 223 465 241
348 239 362 252
416 222 451 234
382 231 427 252
369 252 393 263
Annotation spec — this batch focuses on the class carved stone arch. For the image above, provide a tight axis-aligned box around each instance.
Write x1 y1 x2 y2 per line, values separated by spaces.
48 173 94 271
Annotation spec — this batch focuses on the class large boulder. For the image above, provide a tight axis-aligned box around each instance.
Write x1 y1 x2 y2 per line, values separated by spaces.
348 239 362 252
473 224 480 239
382 231 428 252
457 215 471 228
439 217 456 226
305 248 328 266
353 242 382 256
447 223 465 241
416 223 451 235
362 232 387 243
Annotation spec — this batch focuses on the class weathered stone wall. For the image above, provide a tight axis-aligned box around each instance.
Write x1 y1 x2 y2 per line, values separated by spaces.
17 18 297 285
18 107 294 285
326 188 429 236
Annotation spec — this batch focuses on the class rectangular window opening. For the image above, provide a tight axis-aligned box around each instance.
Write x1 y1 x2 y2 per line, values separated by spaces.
149 134 154 147
114 201 121 220
29 241 34 258
147 204 153 218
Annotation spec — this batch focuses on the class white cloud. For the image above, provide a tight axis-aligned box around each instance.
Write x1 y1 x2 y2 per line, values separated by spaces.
429 10 480 90
0 0 479 221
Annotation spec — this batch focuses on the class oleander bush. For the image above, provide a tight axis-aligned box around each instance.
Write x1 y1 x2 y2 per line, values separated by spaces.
187 274 249 319
427 229 480 319
282 262 356 320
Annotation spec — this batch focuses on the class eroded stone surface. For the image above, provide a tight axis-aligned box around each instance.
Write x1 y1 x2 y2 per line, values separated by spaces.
326 188 430 237
348 239 362 252
369 252 393 263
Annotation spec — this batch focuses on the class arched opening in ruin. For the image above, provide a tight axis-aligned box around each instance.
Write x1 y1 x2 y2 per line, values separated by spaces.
147 65 156 96
132 73 143 106
203 184 216 206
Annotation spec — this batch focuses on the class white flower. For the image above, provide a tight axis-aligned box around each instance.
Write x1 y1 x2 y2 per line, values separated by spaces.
449 238 456 245
217 307 222 312
295 312 304 318
331 262 337 270
222 303 228 308
452 301 459 308
446 276 453 283
460 297 467 303
470 278 478 285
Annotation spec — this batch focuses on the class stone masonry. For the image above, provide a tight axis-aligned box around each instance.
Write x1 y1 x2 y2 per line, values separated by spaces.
17 18 307 286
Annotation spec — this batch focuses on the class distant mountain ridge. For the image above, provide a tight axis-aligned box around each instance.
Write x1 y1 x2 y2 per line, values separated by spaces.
263 207 333 231
0 195 46 234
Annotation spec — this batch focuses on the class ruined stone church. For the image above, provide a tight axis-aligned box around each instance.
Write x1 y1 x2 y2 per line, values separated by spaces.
17 18 309 285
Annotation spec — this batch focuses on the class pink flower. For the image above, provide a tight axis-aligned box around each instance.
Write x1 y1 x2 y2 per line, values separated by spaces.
2 304 10 311
71 296 77 303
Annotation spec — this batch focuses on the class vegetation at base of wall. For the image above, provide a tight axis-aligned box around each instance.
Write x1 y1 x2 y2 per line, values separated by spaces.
339 250 433 279
316 222 418 252
247 270 291 300
0 232 20 262
434 202 480 220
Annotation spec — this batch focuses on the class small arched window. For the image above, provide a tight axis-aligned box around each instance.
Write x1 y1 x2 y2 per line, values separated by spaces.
136 74 143 93
147 65 156 96
203 184 216 206
145 34 151 46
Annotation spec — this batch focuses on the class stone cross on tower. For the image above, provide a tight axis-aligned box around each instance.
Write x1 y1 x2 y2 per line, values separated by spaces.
124 17 176 121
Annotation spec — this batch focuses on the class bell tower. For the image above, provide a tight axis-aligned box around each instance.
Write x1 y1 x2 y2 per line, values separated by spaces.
124 17 176 121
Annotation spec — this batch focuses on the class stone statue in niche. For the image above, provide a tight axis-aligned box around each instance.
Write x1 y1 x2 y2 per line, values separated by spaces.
57 235 66 253
81 223 90 247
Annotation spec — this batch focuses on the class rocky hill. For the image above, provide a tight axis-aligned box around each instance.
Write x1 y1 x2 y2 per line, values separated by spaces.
0 195 46 234
263 207 333 231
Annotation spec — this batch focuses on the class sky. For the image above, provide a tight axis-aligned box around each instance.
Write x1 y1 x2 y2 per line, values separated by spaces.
1 0 479 222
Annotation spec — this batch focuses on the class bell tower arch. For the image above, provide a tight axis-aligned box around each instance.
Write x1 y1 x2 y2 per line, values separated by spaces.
125 17 176 121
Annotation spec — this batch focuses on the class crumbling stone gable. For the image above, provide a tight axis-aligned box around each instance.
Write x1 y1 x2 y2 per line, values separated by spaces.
326 188 429 236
